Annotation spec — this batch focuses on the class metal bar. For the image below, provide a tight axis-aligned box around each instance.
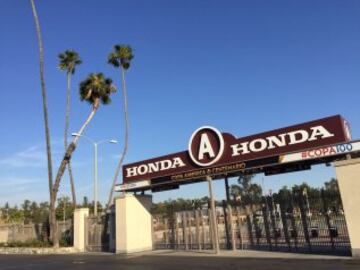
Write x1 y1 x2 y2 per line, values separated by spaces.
236 207 244 250
253 211 261 247
182 212 188 250
164 218 169 248
279 196 291 251
262 199 272 250
188 212 193 249
268 196 278 249
175 213 180 249
195 210 201 250
207 176 220 254
289 193 298 250
200 210 206 249
321 189 335 251
208 207 212 248
298 191 312 252
228 205 236 250
222 200 231 249
245 207 254 247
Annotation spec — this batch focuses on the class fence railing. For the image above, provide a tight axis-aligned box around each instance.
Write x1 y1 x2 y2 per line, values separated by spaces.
153 191 351 256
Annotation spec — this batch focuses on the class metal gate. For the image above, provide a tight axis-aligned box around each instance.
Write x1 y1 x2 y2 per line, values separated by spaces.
153 189 351 256
85 216 109 252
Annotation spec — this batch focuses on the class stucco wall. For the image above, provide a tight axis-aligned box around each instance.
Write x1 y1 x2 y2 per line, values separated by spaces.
115 194 153 253
335 158 360 258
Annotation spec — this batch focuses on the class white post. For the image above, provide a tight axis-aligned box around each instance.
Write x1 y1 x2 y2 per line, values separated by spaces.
73 208 89 252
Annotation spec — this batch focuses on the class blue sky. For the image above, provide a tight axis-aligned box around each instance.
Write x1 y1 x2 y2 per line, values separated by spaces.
0 0 359 206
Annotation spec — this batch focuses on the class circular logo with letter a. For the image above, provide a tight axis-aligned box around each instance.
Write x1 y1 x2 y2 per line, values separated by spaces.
188 126 225 167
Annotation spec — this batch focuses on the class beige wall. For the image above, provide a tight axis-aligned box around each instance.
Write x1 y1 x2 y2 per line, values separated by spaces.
115 194 153 254
0 221 71 244
0 227 8 243
73 208 89 252
334 158 360 258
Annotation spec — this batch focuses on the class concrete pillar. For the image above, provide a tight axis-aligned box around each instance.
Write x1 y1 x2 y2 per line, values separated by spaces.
73 208 89 252
115 194 153 254
334 158 360 258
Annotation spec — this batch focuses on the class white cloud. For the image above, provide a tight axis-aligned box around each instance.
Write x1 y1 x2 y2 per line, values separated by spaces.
0 139 78 169
0 146 46 168
0 176 41 189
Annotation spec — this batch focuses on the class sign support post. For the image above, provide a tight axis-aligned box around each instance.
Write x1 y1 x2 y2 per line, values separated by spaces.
207 176 220 254
224 176 230 202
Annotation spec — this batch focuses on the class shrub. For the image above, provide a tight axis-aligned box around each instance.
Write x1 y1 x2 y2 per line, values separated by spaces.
0 239 52 248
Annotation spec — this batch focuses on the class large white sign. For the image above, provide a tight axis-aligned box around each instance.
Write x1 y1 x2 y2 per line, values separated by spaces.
280 141 360 163
115 180 151 192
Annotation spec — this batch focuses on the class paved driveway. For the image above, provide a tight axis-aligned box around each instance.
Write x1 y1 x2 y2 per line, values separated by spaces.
0 251 359 270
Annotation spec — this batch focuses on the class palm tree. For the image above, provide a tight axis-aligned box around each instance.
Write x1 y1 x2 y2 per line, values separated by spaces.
51 73 116 247
58 50 82 208
106 44 134 210
30 0 54 240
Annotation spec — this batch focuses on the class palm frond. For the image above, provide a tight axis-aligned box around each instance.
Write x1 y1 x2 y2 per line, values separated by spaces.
58 49 82 73
108 44 134 69
79 73 116 107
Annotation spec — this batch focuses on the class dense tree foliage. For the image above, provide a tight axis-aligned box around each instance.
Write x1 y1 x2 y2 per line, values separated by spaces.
230 174 263 206
152 178 343 215
0 196 103 224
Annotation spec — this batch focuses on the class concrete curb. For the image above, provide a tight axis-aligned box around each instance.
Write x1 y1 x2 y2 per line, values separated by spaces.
143 249 353 260
0 247 78 255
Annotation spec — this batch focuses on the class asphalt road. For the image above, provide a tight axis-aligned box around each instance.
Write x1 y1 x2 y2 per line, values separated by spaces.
0 254 359 270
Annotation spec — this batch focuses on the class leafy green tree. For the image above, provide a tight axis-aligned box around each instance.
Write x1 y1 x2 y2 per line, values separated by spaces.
230 174 262 207
30 0 54 240
87 201 103 215
58 50 82 208
324 178 339 193
273 186 293 213
292 182 321 212
106 45 134 210
8 206 24 224
152 196 211 215
56 196 74 221
21 200 32 224
1 203 10 222
1 201 49 224
51 73 116 247
29 202 41 223
82 196 90 208
230 184 241 202
323 178 342 212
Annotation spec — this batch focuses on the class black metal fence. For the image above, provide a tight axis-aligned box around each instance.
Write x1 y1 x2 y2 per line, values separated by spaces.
85 216 109 252
153 190 351 256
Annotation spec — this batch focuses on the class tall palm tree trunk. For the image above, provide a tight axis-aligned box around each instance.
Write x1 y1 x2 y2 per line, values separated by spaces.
30 0 54 241
65 72 77 207
51 99 100 247
106 67 129 210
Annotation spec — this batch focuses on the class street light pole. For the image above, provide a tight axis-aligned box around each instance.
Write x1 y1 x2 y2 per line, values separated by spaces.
71 133 117 217
94 142 98 217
